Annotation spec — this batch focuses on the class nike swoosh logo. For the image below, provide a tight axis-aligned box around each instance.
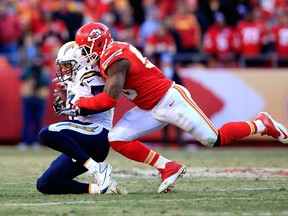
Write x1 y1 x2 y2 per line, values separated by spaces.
87 79 93 83
169 100 175 107
99 164 108 174
279 128 288 139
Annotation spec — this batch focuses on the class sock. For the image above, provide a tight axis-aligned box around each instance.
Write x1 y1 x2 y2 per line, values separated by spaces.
110 140 161 165
89 183 100 194
254 119 266 133
219 121 258 145
153 155 171 169
84 158 99 174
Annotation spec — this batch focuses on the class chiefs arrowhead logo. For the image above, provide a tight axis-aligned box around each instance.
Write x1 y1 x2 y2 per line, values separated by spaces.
88 29 102 42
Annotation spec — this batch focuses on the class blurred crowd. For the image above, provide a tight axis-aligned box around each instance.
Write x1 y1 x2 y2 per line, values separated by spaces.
1 0 288 71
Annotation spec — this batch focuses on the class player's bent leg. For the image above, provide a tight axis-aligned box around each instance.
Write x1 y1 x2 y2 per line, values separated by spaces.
152 84 219 147
161 103 218 147
37 154 88 194
108 106 166 163
109 107 186 193
38 125 91 164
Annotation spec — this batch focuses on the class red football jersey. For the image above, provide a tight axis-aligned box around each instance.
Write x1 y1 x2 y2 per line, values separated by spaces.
98 42 173 110
272 25 288 56
235 21 265 56
203 24 235 55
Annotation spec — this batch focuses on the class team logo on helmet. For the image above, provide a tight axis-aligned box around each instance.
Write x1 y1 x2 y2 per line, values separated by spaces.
88 29 102 42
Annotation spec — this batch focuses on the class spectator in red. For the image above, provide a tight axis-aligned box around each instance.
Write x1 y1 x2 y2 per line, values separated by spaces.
234 10 266 67
144 22 176 65
171 1 201 53
203 12 237 67
271 10 288 67
83 0 112 22
0 1 23 67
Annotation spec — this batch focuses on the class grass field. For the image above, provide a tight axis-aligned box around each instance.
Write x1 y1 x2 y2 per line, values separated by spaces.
0 145 287 216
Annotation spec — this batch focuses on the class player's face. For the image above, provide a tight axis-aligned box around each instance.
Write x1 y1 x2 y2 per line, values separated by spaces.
58 63 73 81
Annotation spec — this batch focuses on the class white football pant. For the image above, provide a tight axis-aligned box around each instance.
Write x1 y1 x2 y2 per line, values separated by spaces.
108 84 219 147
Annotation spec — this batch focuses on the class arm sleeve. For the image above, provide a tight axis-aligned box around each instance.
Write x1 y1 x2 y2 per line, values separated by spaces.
77 92 117 111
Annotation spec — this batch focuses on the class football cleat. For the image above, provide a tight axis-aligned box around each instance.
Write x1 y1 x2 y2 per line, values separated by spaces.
90 162 112 194
256 112 288 144
157 161 186 193
104 178 128 195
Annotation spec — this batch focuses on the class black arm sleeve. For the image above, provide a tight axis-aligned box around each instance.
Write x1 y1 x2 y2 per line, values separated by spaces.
78 108 107 116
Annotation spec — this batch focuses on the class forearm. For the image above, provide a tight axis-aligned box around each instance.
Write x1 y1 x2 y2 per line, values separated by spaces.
77 92 117 111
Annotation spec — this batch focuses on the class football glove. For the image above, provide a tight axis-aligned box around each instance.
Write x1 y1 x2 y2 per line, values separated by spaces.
56 108 80 117
53 96 65 112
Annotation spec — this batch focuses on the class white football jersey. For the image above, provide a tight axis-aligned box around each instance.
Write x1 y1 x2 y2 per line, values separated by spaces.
65 65 114 130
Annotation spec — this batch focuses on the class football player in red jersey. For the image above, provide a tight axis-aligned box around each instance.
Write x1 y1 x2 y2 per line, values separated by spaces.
66 22 288 193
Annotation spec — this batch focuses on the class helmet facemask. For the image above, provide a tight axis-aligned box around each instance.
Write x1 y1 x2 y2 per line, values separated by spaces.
79 38 109 66
56 60 80 83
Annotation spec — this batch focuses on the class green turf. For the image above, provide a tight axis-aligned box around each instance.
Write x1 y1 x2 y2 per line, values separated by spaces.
0 146 287 216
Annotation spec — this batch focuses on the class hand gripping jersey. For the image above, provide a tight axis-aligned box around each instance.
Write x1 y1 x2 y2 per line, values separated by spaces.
66 66 114 130
99 42 173 110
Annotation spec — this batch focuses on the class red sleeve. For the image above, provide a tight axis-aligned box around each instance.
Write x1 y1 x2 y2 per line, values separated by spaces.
77 92 117 111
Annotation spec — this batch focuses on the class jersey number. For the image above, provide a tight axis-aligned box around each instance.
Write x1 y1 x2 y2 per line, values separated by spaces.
119 43 155 100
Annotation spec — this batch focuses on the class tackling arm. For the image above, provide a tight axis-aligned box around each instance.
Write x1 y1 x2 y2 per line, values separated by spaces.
77 59 129 111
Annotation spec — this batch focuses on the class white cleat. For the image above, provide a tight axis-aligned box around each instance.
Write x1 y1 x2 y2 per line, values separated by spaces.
90 162 112 194
256 112 288 144
104 178 128 195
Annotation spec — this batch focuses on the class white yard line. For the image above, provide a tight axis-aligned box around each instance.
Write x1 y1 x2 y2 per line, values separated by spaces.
0 197 257 207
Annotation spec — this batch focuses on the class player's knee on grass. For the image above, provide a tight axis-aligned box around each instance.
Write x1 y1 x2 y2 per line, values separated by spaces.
36 176 50 194
199 137 218 147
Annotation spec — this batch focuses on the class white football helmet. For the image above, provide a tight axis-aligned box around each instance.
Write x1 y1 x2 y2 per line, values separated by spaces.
55 41 84 83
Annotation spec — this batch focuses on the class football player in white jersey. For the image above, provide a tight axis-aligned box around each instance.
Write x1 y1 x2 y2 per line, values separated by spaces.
36 41 126 195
